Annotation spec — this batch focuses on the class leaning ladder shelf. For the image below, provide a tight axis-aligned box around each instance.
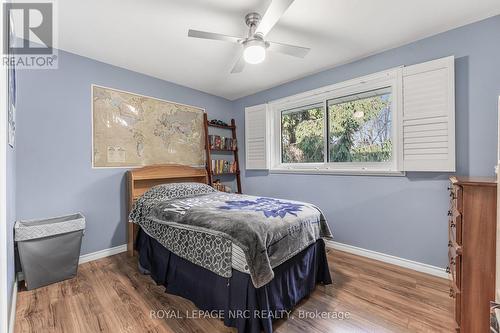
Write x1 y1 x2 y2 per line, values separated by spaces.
203 113 242 194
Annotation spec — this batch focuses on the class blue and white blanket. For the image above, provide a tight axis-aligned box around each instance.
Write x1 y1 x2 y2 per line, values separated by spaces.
130 183 332 288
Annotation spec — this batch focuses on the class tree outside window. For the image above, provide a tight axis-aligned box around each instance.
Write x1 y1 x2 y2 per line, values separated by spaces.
280 87 392 164
328 88 392 163
281 106 324 163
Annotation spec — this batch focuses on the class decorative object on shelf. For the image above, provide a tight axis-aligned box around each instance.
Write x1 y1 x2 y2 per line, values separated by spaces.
92 85 205 167
209 119 229 127
212 179 232 193
204 114 242 193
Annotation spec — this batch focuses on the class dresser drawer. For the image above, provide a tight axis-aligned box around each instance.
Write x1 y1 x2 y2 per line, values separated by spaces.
449 184 463 213
448 246 461 289
448 213 463 245
448 240 462 329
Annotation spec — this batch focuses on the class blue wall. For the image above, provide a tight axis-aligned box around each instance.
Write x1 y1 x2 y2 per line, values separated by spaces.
233 16 500 267
13 16 500 273
15 49 234 256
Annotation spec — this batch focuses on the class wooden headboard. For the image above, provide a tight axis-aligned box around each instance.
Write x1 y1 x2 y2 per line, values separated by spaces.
126 164 208 256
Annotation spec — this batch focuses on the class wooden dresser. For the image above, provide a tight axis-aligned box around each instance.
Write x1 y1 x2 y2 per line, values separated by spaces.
448 176 497 332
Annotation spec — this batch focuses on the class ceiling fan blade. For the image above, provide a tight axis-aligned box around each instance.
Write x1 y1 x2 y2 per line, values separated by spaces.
230 55 246 74
255 0 295 37
267 41 310 58
188 29 241 44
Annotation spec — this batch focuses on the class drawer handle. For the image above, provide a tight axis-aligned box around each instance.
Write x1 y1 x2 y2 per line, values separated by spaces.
446 266 451 273
447 210 452 216
447 186 453 191
449 288 455 298
450 222 456 228
448 241 452 248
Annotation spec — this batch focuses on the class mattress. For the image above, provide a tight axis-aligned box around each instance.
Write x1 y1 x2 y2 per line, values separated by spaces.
232 243 249 273
130 183 332 287
139 216 250 277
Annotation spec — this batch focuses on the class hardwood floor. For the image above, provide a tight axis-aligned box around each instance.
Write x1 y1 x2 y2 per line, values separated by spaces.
15 249 455 333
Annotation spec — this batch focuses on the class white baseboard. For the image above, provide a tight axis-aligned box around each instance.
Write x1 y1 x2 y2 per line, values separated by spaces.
78 242 447 280
8 279 17 333
325 240 448 279
79 244 127 265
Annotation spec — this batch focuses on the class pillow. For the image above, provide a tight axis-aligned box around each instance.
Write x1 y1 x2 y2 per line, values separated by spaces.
146 182 216 200
129 182 216 224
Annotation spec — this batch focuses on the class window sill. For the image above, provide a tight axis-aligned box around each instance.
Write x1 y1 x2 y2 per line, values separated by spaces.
269 168 406 177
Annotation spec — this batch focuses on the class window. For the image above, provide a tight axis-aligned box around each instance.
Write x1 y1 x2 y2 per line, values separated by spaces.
327 87 392 163
281 104 324 163
245 56 456 174
273 75 398 173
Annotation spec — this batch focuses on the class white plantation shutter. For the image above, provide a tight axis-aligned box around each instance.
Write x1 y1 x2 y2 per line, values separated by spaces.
245 103 269 169
401 56 455 171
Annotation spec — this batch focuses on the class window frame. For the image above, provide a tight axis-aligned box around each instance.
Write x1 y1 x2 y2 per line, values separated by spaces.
269 68 404 175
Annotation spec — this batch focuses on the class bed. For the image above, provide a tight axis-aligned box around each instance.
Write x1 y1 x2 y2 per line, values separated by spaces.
127 164 333 333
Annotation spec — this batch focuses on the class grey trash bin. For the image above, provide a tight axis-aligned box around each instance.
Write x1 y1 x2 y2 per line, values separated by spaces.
15 213 85 290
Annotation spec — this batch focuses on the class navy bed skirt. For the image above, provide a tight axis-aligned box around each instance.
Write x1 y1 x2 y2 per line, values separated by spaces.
136 228 332 333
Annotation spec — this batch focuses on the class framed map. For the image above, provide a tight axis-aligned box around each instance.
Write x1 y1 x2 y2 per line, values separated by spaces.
92 85 205 168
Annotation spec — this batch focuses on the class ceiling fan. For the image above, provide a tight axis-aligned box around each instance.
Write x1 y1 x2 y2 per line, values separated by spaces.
187 0 310 73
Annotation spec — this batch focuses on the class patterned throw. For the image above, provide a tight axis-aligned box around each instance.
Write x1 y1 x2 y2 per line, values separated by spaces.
130 183 333 288
219 197 305 218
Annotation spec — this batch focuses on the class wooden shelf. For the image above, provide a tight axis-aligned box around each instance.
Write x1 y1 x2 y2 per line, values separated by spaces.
203 114 242 194
212 171 239 176
207 123 235 130
210 148 237 152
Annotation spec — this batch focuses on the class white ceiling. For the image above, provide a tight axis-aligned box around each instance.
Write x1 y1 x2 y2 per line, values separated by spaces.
55 0 500 100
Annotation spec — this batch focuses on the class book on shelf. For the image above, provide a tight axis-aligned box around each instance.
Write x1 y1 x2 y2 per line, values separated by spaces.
211 159 238 174
212 179 232 193
208 135 237 150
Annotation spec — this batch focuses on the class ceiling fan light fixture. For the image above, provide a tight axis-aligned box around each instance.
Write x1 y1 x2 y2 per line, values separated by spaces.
243 40 266 64
187 1 311 73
